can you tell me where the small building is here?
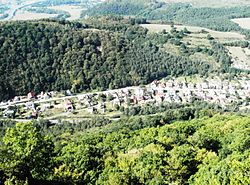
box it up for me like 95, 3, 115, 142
13, 96, 20, 102
87, 107, 97, 114
27, 91, 36, 100
64, 99, 74, 112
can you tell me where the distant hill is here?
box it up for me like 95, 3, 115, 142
161, 0, 250, 7
84, 0, 250, 32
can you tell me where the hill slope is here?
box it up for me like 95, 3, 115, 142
0, 18, 214, 101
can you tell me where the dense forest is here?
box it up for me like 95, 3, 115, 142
0, 112, 249, 184
84, 0, 250, 33
0, 17, 224, 101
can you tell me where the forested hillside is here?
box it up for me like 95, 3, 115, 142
0, 113, 249, 184
0, 18, 217, 101
84, 1, 250, 33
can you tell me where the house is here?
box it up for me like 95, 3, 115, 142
64, 99, 74, 112
41, 103, 52, 112
27, 91, 36, 100
25, 102, 35, 110
13, 96, 20, 102
163, 94, 172, 102
135, 88, 146, 97
65, 90, 72, 96
31, 110, 38, 119
98, 104, 106, 114
87, 107, 97, 114
43, 92, 52, 99
112, 98, 122, 106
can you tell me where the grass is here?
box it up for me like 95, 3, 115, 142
189, 52, 219, 68
182, 37, 211, 48
164, 43, 180, 55
141, 24, 245, 42
12, 10, 57, 20
142, 23, 250, 70
227, 46, 250, 70
49, 5, 84, 20
231, 18, 250, 30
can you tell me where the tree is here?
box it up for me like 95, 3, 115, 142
0, 122, 54, 184
207, 34, 214, 40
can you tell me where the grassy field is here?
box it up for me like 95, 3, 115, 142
142, 23, 250, 71
182, 36, 210, 48
232, 18, 250, 30
227, 46, 250, 70
50, 5, 85, 20
141, 24, 245, 42
12, 10, 57, 20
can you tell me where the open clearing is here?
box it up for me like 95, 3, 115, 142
143, 23, 250, 70
50, 5, 85, 20
232, 18, 250, 30
182, 37, 210, 48
12, 10, 57, 20
141, 24, 245, 41
227, 46, 250, 70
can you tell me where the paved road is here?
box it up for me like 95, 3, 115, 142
0, 86, 138, 109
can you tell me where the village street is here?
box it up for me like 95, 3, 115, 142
0, 76, 249, 121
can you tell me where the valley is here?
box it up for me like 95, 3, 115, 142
1, 74, 249, 123
0, 1, 250, 184
0, 0, 105, 21
1, 19, 250, 122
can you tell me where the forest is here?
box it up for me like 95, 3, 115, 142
0, 112, 249, 184
84, 0, 250, 34
0, 17, 229, 101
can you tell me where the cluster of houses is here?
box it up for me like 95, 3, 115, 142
0, 76, 249, 119
146, 77, 250, 105
72, 76, 250, 112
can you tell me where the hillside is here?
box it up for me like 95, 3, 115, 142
84, 0, 250, 33
161, 0, 250, 7
0, 18, 231, 101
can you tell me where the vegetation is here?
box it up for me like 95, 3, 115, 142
85, 1, 250, 33
0, 1, 249, 185
0, 18, 226, 101
0, 113, 249, 184
24, 7, 70, 19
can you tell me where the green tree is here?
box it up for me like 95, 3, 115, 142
0, 122, 54, 184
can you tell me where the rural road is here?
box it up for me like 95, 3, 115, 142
2, 0, 46, 21
0, 86, 139, 110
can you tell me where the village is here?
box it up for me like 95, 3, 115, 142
0, 75, 250, 122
